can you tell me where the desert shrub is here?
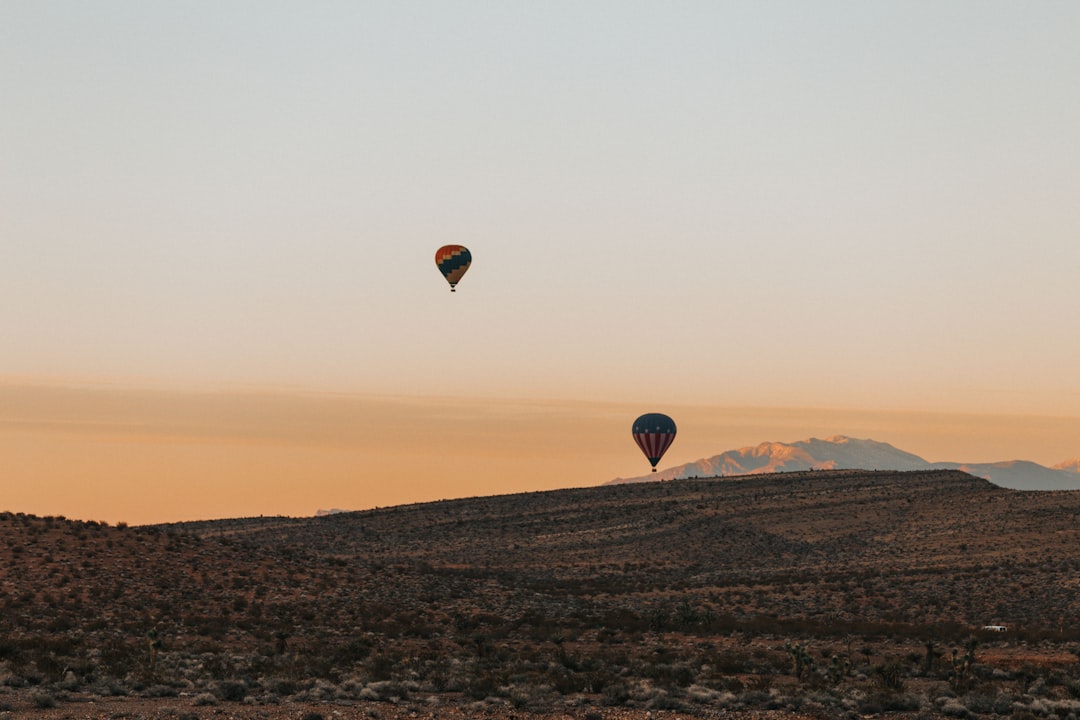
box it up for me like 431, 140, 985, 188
303, 679, 339, 701
550, 669, 589, 695
948, 638, 979, 692
1, 670, 27, 689
14, 666, 42, 686
141, 684, 178, 697
364, 649, 401, 681
997, 694, 1024, 715
867, 688, 902, 716
30, 690, 56, 708
739, 689, 772, 708
465, 672, 503, 700
0, 639, 19, 662
715, 676, 745, 693
938, 696, 971, 718
683, 684, 725, 704
365, 680, 410, 701
962, 691, 1011, 715
643, 661, 695, 689
647, 691, 688, 711
710, 649, 753, 674
874, 659, 906, 691
602, 682, 630, 706
508, 683, 555, 709
332, 636, 372, 665
869, 692, 921, 712
193, 692, 218, 706
270, 678, 298, 696
584, 668, 620, 694
215, 680, 248, 701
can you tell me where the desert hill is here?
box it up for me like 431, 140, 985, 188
167, 468, 1080, 628
3, 468, 1080, 718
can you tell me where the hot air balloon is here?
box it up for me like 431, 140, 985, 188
435, 245, 471, 292
632, 413, 677, 472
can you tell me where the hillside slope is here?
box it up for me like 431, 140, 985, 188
4, 469, 1080, 718
162, 468, 1080, 629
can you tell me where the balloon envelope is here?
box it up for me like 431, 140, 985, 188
435, 245, 471, 291
632, 413, 677, 470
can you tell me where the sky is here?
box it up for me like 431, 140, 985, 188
2, 2, 1079, 523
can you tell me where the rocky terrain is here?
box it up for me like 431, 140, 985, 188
2, 469, 1080, 719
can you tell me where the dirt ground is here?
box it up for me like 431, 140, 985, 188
0, 692, 833, 720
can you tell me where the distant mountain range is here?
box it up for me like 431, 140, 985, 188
611, 435, 1080, 491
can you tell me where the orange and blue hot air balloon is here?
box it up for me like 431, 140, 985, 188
435, 245, 471, 292
632, 413, 677, 472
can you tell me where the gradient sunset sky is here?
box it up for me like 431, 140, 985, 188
3, 2, 1079, 524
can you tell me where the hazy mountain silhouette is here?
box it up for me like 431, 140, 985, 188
612, 435, 1080, 491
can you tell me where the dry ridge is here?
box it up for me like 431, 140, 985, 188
2, 468, 1080, 719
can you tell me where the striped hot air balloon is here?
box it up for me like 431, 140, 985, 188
435, 245, 471, 292
632, 413, 677, 472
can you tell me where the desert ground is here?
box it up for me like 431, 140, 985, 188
3, 469, 1080, 719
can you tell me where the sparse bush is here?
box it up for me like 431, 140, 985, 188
874, 659, 906, 691
270, 678, 298, 696
30, 690, 56, 708
785, 640, 816, 682
647, 691, 687, 711
366, 680, 410, 701
193, 691, 218, 705
333, 636, 372, 665
710, 649, 753, 674
949, 638, 978, 693
961, 691, 1010, 715
739, 689, 772, 708
601, 682, 630, 706
364, 650, 400, 681
644, 661, 694, 689
508, 683, 554, 709
938, 696, 971, 718
878, 692, 921, 712
215, 679, 248, 701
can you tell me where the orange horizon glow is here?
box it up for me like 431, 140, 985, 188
3, 378, 1078, 526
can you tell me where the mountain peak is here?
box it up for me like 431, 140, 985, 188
612, 436, 1080, 491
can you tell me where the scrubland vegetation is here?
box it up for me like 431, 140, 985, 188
2, 469, 1080, 718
